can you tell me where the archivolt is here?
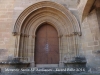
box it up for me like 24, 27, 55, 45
13, 1, 81, 63
13, 1, 81, 36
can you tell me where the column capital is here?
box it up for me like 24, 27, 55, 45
28, 35, 36, 38
58, 35, 63, 38
12, 32, 21, 36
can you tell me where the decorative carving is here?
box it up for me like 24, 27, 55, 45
58, 35, 63, 38
65, 32, 82, 37
13, 1, 81, 36
73, 32, 82, 36
12, 32, 20, 36
12, 1, 81, 65
66, 34, 74, 37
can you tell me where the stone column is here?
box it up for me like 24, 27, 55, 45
73, 32, 80, 56
13, 32, 21, 58
23, 34, 28, 62
29, 35, 35, 67
20, 33, 25, 62
59, 35, 64, 67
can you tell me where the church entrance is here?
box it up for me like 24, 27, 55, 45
13, 1, 81, 68
35, 23, 59, 67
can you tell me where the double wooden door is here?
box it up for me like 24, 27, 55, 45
35, 24, 59, 64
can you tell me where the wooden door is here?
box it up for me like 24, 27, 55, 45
35, 23, 59, 64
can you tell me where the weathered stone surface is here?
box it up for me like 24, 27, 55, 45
0, 0, 100, 74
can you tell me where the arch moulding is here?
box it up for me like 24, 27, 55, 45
13, 1, 81, 67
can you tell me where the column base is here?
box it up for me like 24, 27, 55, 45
59, 61, 64, 67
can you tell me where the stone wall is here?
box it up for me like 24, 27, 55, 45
80, 9, 100, 70
0, 0, 15, 61
0, 0, 100, 70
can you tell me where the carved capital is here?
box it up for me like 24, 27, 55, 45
73, 32, 82, 36
12, 32, 20, 36
66, 34, 74, 37
28, 35, 36, 38
58, 35, 63, 38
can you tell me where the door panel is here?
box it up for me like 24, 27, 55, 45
35, 24, 59, 64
